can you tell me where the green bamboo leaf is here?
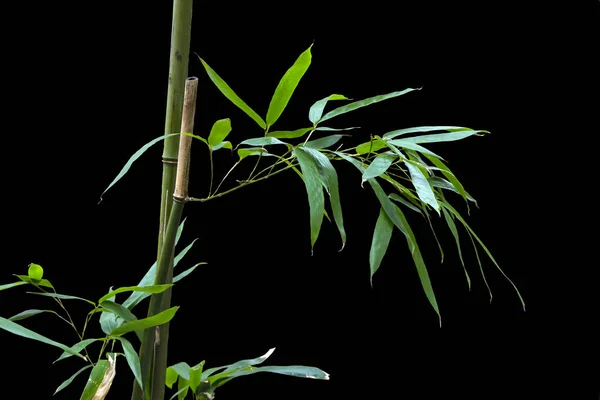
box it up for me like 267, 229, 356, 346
0, 281, 28, 291
0, 316, 87, 360
100, 301, 141, 341
429, 177, 477, 204
166, 366, 179, 389
356, 138, 387, 155
201, 367, 227, 380
382, 126, 472, 140
398, 130, 484, 144
405, 162, 440, 213
14, 274, 54, 289
99, 284, 173, 304
27, 291, 95, 306
320, 88, 419, 123
213, 365, 329, 385
208, 118, 232, 147
8, 309, 59, 322
266, 45, 313, 128
238, 147, 267, 160
110, 306, 179, 337
315, 126, 359, 132
369, 208, 394, 285
389, 193, 423, 215
441, 207, 470, 289
304, 134, 348, 149
362, 153, 397, 180
169, 362, 192, 380
267, 127, 313, 139
113, 336, 143, 392
238, 137, 289, 147
173, 262, 207, 283
190, 361, 205, 392
100, 133, 179, 202
28, 263, 43, 281
300, 148, 346, 250
177, 376, 190, 400
199, 58, 266, 129
54, 338, 99, 363
174, 239, 199, 267
212, 141, 232, 151
294, 148, 325, 253
54, 365, 92, 395
80, 355, 117, 400
425, 210, 445, 263
440, 201, 526, 310
309, 94, 350, 124
424, 154, 469, 204
387, 139, 445, 160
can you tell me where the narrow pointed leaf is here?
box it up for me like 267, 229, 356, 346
356, 138, 387, 155
27, 292, 95, 306
183, 132, 209, 147
238, 147, 269, 160
113, 337, 143, 392
387, 139, 445, 160
383, 126, 472, 140
79, 356, 116, 400
199, 58, 266, 129
9, 309, 58, 322
100, 133, 179, 201
173, 262, 207, 283
215, 365, 329, 383
14, 275, 54, 289
208, 118, 232, 147
0, 281, 28, 291
28, 263, 43, 281
405, 162, 440, 213
369, 208, 394, 284
99, 284, 173, 304
100, 301, 141, 341
212, 141, 232, 151
389, 193, 423, 215
320, 88, 419, 123
238, 137, 288, 147
294, 148, 325, 251
304, 134, 347, 149
301, 148, 346, 249
54, 365, 92, 395
190, 361, 205, 391
0, 316, 86, 360
398, 130, 483, 144
441, 201, 526, 310
267, 127, 313, 139
429, 177, 477, 204
174, 239, 199, 267
266, 45, 312, 127
55, 338, 98, 363
315, 126, 359, 132
309, 94, 350, 124
441, 207, 470, 289
362, 153, 397, 180
424, 155, 469, 203
110, 306, 179, 337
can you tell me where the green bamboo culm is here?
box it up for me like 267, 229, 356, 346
131, 1, 194, 399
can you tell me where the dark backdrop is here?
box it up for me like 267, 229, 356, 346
2, 1, 598, 399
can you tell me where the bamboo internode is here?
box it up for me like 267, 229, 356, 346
174, 77, 198, 201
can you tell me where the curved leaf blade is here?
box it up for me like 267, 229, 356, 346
441, 207, 470, 289
99, 284, 173, 304
238, 137, 288, 147
54, 338, 99, 363
54, 365, 92, 395
9, 309, 58, 322
362, 153, 397, 180
114, 336, 143, 392
0, 316, 87, 360
110, 306, 179, 337
356, 138, 387, 155
267, 127, 313, 139
0, 281, 28, 291
294, 148, 325, 253
27, 291, 95, 306
382, 126, 471, 140
399, 130, 483, 144
387, 140, 445, 160
304, 134, 348, 150
320, 88, 419, 123
266, 45, 312, 127
369, 208, 394, 285
199, 58, 266, 129
173, 262, 207, 283
212, 141, 232, 151
80, 355, 117, 400
208, 118, 232, 147
309, 94, 350, 124
405, 162, 440, 214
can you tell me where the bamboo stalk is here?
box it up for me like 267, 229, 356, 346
132, 1, 193, 400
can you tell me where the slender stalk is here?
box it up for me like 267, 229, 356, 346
132, 2, 193, 399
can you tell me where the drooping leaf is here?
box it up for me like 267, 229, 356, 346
429, 177, 477, 205
210, 364, 329, 388
315, 126, 359, 132
100, 133, 179, 201
267, 127, 313, 139
293, 148, 325, 253
190, 361, 205, 392
8, 309, 59, 322
301, 148, 346, 250
320, 88, 419, 123
166, 366, 179, 389
441, 207, 470, 289
424, 154, 469, 204
382, 126, 472, 140
169, 362, 192, 381
54, 365, 92, 395
369, 208, 394, 285
99, 284, 173, 304
237, 147, 269, 160
266, 45, 312, 128
110, 306, 179, 337
0, 281, 28, 291
113, 336, 143, 392
54, 338, 99, 363
212, 141, 232, 151
388, 193, 424, 215
28, 263, 43, 281
405, 162, 440, 214
238, 137, 288, 147
440, 201, 526, 310
304, 134, 348, 149
199, 58, 266, 129
208, 118, 232, 147
183, 132, 209, 147
80, 354, 117, 400
177, 375, 190, 400
397, 130, 483, 144
100, 301, 141, 341
309, 94, 350, 124
27, 291, 95, 306
0, 316, 86, 360
14, 275, 54, 289
173, 262, 207, 283
362, 153, 397, 180
387, 139, 445, 160
356, 138, 387, 155
173, 239, 199, 267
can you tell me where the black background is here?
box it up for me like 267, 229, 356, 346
2, 1, 598, 399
